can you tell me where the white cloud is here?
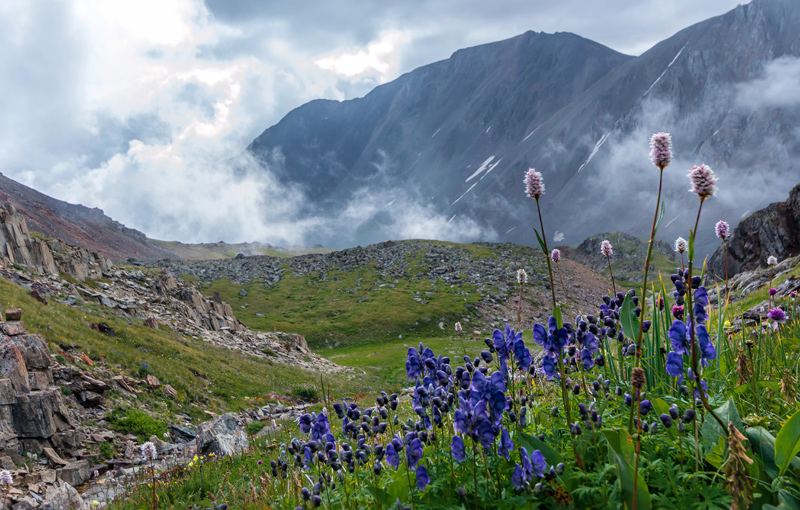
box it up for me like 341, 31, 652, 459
315, 30, 410, 83
736, 57, 800, 109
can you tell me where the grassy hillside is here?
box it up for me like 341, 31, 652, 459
0, 275, 378, 418
187, 240, 551, 350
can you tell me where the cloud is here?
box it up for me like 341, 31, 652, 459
0, 0, 747, 250
735, 57, 800, 109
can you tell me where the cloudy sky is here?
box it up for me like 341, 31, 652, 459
0, 0, 745, 245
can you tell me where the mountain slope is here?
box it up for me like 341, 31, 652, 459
247, 0, 800, 255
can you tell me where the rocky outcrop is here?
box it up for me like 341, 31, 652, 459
708, 184, 800, 280
0, 311, 84, 475
565, 232, 678, 283
0, 204, 111, 281
195, 413, 249, 457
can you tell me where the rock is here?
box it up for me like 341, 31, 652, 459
79, 354, 93, 367
12, 499, 36, 510
143, 317, 159, 329
0, 342, 30, 394
42, 447, 68, 466
708, 184, 800, 279
9, 334, 51, 369
195, 413, 249, 457
30, 289, 48, 305
145, 375, 160, 388
238, 290, 248, 297
89, 323, 115, 336
163, 384, 177, 397
42, 482, 83, 510
170, 425, 196, 440
4, 310, 21, 321
11, 389, 71, 438
0, 322, 26, 337
0, 455, 13, 470
0, 379, 16, 405
57, 460, 90, 487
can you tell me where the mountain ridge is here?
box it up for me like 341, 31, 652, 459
246, 0, 800, 255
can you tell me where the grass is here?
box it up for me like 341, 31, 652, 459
0, 277, 380, 418
192, 240, 546, 350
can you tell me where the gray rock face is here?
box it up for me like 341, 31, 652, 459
245, 0, 800, 257
12, 389, 71, 438
195, 413, 249, 457
708, 184, 800, 279
57, 460, 90, 487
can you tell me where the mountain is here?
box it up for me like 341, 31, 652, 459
0, 172, 329, 261
707, 183, 800, 279
247, 0, 800, 255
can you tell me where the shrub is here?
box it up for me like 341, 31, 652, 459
99, 442, 115, 460
60, 386, 72, 396
108, 408, 166, 442
245, 421, 265, 436
291, 387, 318, 401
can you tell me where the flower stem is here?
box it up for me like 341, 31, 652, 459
635, 168, 664, 363
555, 261, 569, 304
606, 255, 617, 297
536, 199, 557, 310
686, 199, 728, 435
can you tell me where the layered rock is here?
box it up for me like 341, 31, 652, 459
0, 311, 84, 480
708, 184, 800, 279
0, 204, 111, 281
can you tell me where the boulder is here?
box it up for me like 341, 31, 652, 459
195, 413, 249, 457
9, 334, 51, 369
42, 482, 83, 510
0, 342, 30, 394
11, 389, 71, 438
57, 460, 90, 486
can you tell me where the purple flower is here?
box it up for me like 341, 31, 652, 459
511, 464, 525, 490
671, 305, 684, 321
386, 443, 400, 469
533, 316, 568, 353
451, 435, 465, 462
407, 438, 423, 468
477, 420, 496, 451
524, 169, 545, 199
600, 240, 613, 257
665, 351, 684, 378
715, 220, 729, 240
580, 348, 594, 370
513, 337, 532, 372
499, 428, 514, 460
769, 288, 777, 297
639, 400, 652, 416
660, 414, 673, 428
540, 353, 557, 380
311, 413, 331, 442
415, 465, 430, 491
688, 164, 717, 200
551, 249, 561, 263
649, 132, 672, 169
668, 320, 690, 355
406, 347, 424, 379
767, 307, 787, 323
697, 325, 717, 367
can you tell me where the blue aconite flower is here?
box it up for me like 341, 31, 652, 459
696, 324, 716, 367
513, 447, 548, 490
416, 465, 430, 491
541, 353, 557, 380
385, 443, 399, 469
499, 428, 514, 460
533, 317, 568, 353
407, 438, 423, 468
406, 347, 424, 379
513, 337, 532, 371
477, 420, 497, 451
451, 435, 465, 462
666, 351, 684, 377
311, 413, 331, 442
580, 348, 594, 370
487, 372, 508, 424
668, 320, 690, 355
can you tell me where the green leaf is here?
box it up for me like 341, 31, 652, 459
516, 432, 563, 467
533, 228, 547, 255
732, 381, 781, 395
620, 294, 640, 342
553, 304, 563, 329
747, 426, 781, 480
653, 199, 667, 235
700, 398, 743, 453
602, 429, 652, 510
651, 399, 677, 441
775, 409, 800, 476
